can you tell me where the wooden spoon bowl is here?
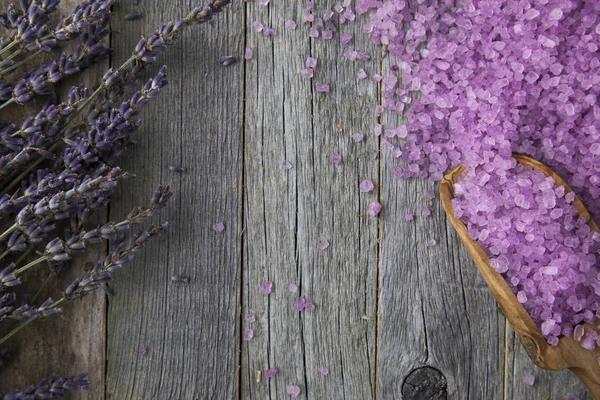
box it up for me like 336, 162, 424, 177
440, 153, 600, 398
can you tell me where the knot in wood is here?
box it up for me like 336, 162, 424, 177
402, 366, 448, 400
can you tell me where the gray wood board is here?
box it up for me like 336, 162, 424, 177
242, 0, 379, 398
105, 1, 243, 398
0, 0, 107, 397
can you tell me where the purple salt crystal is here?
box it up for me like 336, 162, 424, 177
303, 13, 315, 23
306, 57, 317, 69
372, 74, 382, 82
288, 283, 298, 293
244, 328, 254, 341
283, 160, 293, 169
426, 238, 436, 247
213, 222, 225, 232
259, 0, 270, 5
244, 47, 253, 60
359, 179, 374, 193
264, 368, 277, 378
285, 20, 297, 30
332, 153, 342, 165
296, 297, 306, 311
318, 366, 329, 375
246, 312, 256, 323
260, 280, 272, 295
139, 345, 147, 355
367, 201, 382, 217
404, 213, 414, 222
317, 240, 329, 250
299, 68, 314, 79
351, 132, 364, 142
287, 385, 301, 398
316, 83, 330, 92
341, 33, 352, 44
357, 69, 368, 80
252, 21, 263, 32
522, 374, 535, 386
308, 27, 319, 38
322, 30, 333, 40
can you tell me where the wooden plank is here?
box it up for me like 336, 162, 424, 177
377, 102, 505, 396
0, 1, 106, 397
105, 1, 243, 398
242, 1, 379, 398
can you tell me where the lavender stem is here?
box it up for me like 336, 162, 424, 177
0, 316, 38, 346
0, 49, 42, 76
15, 255, 47, 274
31, 273, 53, 303
0, 41, 19, 58
0, 224, 16, 241
0, 49, 20, 71
0, 97, 15, 110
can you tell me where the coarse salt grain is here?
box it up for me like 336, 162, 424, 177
318, 366, 329, 375
287, 385, 301, 398
316, 83, 330, 92
244, 47, 253, 60
213, 222, 225, 232
341, 33, 352, 45
357, 69, 367, 80
260, 280, 272, 295
367, 201, 382, 217
306, 57, 317, 69
351, 132, 364, 142
359, 179, 374, 193
317, 240, 329, 250
289, 283, 298, 293
244, 328, 254, 341
333, 153, 342, 165
264, 368, 277, 378
522, 373, 535, 386
285, 20, 297, 30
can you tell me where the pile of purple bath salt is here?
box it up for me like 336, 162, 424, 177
355, 0, 600, 222
453, 163, 600, 349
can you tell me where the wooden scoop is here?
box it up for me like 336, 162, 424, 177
440, 153, 600, 398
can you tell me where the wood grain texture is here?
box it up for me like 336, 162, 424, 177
105, 1, 243, 398
0, 1, 106, 397
242, 1, 379, 398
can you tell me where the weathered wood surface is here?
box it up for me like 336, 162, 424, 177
105, 0, 243, 398
0, 1, 106, 398
1, 1, 595, 399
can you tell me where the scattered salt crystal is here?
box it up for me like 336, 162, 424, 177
252, 21, 263, 32
318, 366, 329, 375
213, 222, 225, 232
299, 68, 314, 79
246, 312, 256, 323
283, 160, 293, 169
332, 153, 342, 165
359, 179, 375, 193
351, 132, 364, 142
264, 368, 277, 378
372, 74, 382, 82
303, 13, 314, 23
522, 373, 535, 386
139, 345, 147, 355
288, 283, 298, 293
404, 213, 414, 222
341, 33, 352, 45
317, 240, 329, 250
305, 57, 317, 69
426, 238, 436, 247
260, 280, 273, 295
316, 83, 330, 92
367, 201, 382, 217
287, 385, 301, 398
322, 30, 333, 40
296, 297, 306, 311
285, 20, 297, 30
308, 27, 319, 38
244, 328, 254, 341
258, 0, 269, 5
357, 69, 368, 80
244, 47, 253, 60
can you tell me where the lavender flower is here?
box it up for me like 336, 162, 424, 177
1, 373, 90, 399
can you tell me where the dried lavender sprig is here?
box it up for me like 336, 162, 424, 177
0, 1, 228, 196
69, 0, 231, 127
0, 166, 132, 256
0, 372, 90, 399
0, 26, 110, 109
0, 222, 167, 346
5, 184, 171, 281
0, 0, 62, 58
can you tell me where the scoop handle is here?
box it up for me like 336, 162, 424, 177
572, 367, 600, 399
